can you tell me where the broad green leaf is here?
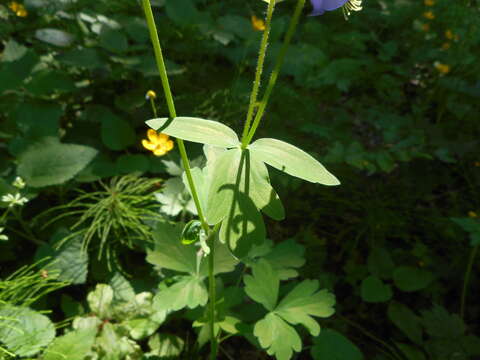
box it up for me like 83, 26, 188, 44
116, 154, 150, 173
87, 284, 113, 319
109, 273, 136, 304
198, 238, 238, 276
153, 275, 208, 312
96, 322, 141, 359
156, 177, 195, 216
388, 302, 423, 345
263, 239, 305, 280
205, 149, 242, 224
393, 266, 434, 292
420, 305, 465, 339
276, 280, 335, 336
249, 138, 340, 185
57, 48, 103, 69
146, 220, 197, 274
0, 50, 38, 93
244, 259, 279, 312
2, 40, 27, 62
254, 313, 301, 360
43, 329, 96, 360
35, 29, 74, 47
25, 70, 75, 96
360, 276, 393, 303
100, 110, 135, 151
219, 189, 266, 258
99, 27, 128, 53
165, 0, 200, 26
148, 333, 185, 357
311, 329, 364, 360
44, 235, 88, 285
181, 220, 202, 245
146, 117, 240, 148
0, 305, 55, 357
125, 318, 161, 340
17, 137, 98, 187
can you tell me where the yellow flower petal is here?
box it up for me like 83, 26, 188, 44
157, 133, 170, 143
147, 129, 159, 143
146, 90, 157, 99
165, 140, 174, 151
424, 0, 435, 6
251, 15, 266, 31
153, 147, 167, 156
468, 211, 477, 218
16, 8, 27, 17
142, 139, 157, 151
8, 2, 20, 12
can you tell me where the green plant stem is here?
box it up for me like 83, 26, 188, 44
460, 245, 478, 319
208, 223, 220, 359
244, 0, 306, 145
149, 96, 158, 117
240, 0, 276, 148
141, 0, 208, 233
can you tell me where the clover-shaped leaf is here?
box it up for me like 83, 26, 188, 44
245, 260, 335, 360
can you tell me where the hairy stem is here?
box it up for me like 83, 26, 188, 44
241, 0, 276, 148
141, 0, 209, 233
208, 223, 221, 359
460, 245, 478, 319
245, 0, 306, 145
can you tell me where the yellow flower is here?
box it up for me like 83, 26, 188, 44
251, 15, 266, 31
8, 2, 28, 17
146, 90, 157, 100
441, 42, 451, 50
424, 0, 435, 5
434, 62, 450, 75
422, 23, 430, 32
475, 161, 480, 167
142, 129, 174, 156
468, 211, 477, 218
423, 11, 435, 20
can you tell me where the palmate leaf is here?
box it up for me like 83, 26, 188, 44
246, 261, 335, 360
244, 259, 279, 312
254, 313, 302, 360
146, 117, 240, 148
146, 219, 237, 276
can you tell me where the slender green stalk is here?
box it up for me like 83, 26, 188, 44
208, 223, 221, 359
149, 95, 158, 117
460, 245, 478, 319
240, 0, 276, 148
244, 0, 306, 145
141, 0, 208, 233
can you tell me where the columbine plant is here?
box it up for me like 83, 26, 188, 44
140, 0, 362, 358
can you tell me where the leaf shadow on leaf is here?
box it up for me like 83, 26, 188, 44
153, 117, 174, 133
220, 150, 266, 257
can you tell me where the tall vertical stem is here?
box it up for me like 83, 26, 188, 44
141, 0, 208, 233
208, 225, 220, 359
240, 0, 276, 148
244, 0, 306, 145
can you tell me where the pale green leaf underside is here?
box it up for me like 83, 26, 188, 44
254, 313, 302, 360
146, 117, 240, 148
244, 259, 279, 312
276, 280, 335, 337
249, 138, 340, 185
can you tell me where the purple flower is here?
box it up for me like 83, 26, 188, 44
309, 0, 363, 16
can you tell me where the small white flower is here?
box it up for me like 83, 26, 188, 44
12, 176, 26, 189
0, 227, 8, 241
1, 193, 29, 207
